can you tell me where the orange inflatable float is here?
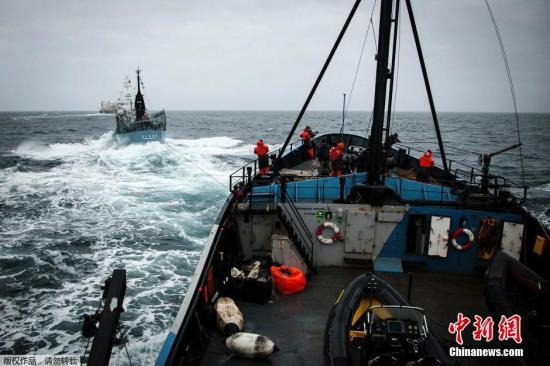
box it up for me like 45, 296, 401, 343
270, 265, 306, 295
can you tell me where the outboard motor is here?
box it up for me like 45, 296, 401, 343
80, 269, 128, 366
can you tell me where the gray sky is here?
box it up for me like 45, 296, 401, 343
1, 0, 549, 112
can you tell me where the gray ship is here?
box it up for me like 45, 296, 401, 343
115, 69, 166, 144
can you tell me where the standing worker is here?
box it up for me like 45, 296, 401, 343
329, 142, 344, 176
418, 149, 435, 180
254, 140, 270, 175
317, 140, 330, 176
300, 125, 316, 159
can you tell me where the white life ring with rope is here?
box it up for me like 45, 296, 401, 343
451, 227, 475, 250
316, 222, 342, 245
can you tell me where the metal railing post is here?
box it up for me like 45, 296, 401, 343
247, 167, 252, 183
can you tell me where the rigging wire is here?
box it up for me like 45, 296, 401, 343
484, 0, 526, 190
340, 0, 378, 137
370, 17, 378, 52
165, 142, 227, 189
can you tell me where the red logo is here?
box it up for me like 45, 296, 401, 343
472, 315, 494, 342
448, 314, 522, 345
498, 314, 522, 344
448, 312, 471, 345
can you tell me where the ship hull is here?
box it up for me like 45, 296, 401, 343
155, 132, 549, 366
116, 129, 165, 144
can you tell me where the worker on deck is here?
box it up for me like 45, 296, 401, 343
329, 142, 344, 176
254, 139, 270, 175
317, 140, 331, 176
418, 149, 435, 180
300, 125, 316, 159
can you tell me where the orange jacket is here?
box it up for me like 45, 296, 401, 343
329, 146, 343, 161
300, 129, 311, 141
419, 151, 434, 168
254, 140, 269, 157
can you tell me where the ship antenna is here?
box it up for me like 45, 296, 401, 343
136, 68, 141, 94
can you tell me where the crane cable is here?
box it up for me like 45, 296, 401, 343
484, 0, 526, 190
339, 0, 378, 136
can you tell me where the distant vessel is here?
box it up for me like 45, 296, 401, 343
99, 100, 117, 114
115, 69, 166, 144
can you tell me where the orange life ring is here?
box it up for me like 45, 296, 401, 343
270, 265, 306, 295
451, 227, 475, 250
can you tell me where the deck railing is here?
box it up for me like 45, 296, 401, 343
228, 138, 304, 191
229, 140, 527, 203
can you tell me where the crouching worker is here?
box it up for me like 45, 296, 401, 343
329, 142, 344, 176
254, 139, 270, 175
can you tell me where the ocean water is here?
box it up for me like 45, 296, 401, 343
0, 111, 549, 364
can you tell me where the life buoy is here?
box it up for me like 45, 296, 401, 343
270, 265, 306, 295
451, 227, 475, 250
316, 222, 342, 245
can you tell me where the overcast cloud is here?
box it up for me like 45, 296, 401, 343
0, 0, 548, 112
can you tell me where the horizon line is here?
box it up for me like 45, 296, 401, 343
1, 109, 549, 114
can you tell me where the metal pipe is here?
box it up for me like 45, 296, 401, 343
385, 0, 401, 144
405, 0, 448, 174
407, 272, 413, 302
273, 0, 363, 171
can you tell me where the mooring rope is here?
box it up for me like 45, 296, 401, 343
165, 142, 227, 189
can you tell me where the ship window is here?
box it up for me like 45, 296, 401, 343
406, 214, 428, 255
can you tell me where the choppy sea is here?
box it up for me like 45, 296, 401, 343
0, 111, 549, 364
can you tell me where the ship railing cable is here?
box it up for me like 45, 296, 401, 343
484, 0, 527, 191
341, 0, 378, 138
396, 142, 523, 190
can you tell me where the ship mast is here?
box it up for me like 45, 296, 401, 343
366, 0, 395, 185
134, 68, 146, 121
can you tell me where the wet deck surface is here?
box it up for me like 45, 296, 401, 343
200, 267, 489, 366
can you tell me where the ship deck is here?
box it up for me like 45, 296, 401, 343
200, 266, 491, 366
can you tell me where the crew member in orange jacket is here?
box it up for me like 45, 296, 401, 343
300, 125, 315, 159
329, 142, 344, 176
418, 149, 434, 180
254, 139, 270, 175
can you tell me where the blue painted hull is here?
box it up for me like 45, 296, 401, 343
116, 129, 165, 144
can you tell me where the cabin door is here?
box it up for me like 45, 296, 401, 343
345, 210, 375, 254
428, 216, 451, 257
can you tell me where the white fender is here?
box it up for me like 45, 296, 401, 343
225, 332, 279, 359
214, 297, 244, 336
